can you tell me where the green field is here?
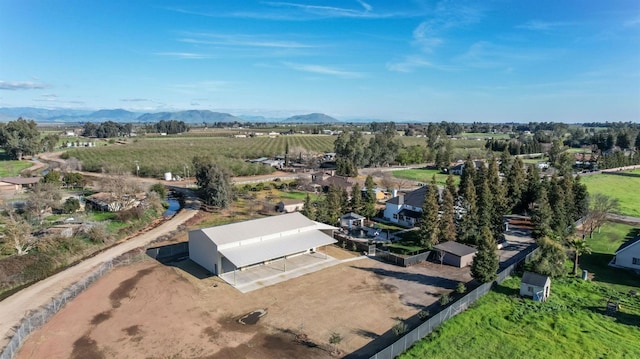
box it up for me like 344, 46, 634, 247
63, 135, 336, 177
392, 168, 459, 186
400, 276, 640, 359
580, 170, 640, 217
460, 132, 511, 140
0, 160, 33, 177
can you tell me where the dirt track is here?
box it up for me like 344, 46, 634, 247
0, 208, 199, 351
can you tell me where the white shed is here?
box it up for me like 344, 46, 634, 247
520, 271, 551, 302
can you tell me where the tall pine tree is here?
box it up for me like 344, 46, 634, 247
506, 157, 526, 212
419, 182, 440, 247
471, 225, 499, 283
531, 184, 553, 239
488, 157, 507, 240
438, 187, 457, 243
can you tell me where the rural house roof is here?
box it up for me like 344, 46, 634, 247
522, 271, 550, 287
387, 186, 430, 208
615, 236, 640, 255
0, 177, 41, 185
434, 241, 477, 257
341, 212, 365, 220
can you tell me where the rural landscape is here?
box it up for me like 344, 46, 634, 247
0, 116, 638, 358
1, 1, 639, 358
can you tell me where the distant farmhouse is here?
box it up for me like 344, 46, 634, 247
0, 176, 40, 192
188, 212, 337, 277
610, 236, 640, 272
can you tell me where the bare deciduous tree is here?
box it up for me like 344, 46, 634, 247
1, 208, 37, 255
98, 175, 143, 212
26, 182, 61, 225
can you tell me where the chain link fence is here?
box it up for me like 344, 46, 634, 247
370, 245, 538, 359
0, 249, 147, 359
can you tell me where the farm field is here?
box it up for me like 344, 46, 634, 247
62, 135, 336, 178
460, 132, 510, 140
580, 170, 640, 217
392, 168, 459, 186
0, 160, 32, 177
399, 276, 640, 359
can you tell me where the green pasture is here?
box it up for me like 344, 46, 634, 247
392, 168, 459, 186
580, 170, 640, 217
460, 132, 510, 140
0, 160, 33, 177
583, 221, 639, 293
400, 276, 640, 359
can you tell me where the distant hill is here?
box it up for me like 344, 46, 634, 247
89, 109, 138, 120
284, 113, 339, 123
136, 110, 243, 123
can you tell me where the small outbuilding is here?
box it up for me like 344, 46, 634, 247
340, 212, 365, 229
276, 199, 304, 213
433, 241, 477, 268
609, 236, 640, 271
520, 271, 551, 302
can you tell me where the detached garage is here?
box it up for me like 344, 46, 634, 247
434, 241, 477, 268
188, 212, 337, 276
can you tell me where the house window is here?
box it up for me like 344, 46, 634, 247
393, 214, 398, 219
528, 286, 533, 293
633, 257, 640, 265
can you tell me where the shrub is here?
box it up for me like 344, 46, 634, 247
62, 197, 80, 214
418, 310, 430, 320
440, 293, 451, 306
456, 282, 467, 294
149, 183, 167, 198
392, 321, 408, 336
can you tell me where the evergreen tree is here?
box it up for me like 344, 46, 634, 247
457, 177, 478, 244
506, 157, 526, 212
499, 147, 512, 178
458, 156, 476, 200
350, 182, 363, 213
573, 176, 589, 220
445, 173, 457, 198
301, 193, 315, 220
635, 131, 640, 150
531, 236, 567, 277
363, 175, 377, 218
476, 174, 493, 230
419, 183, 440, 247
548, 175, 569, 236
531, 185, 553, 239
438, 187, 457, 243
522, 164, 540, 212
471, 226, 499, 283
488, 157, 507, 240
193, 156, 232, 208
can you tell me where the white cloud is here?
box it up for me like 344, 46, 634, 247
283, 62, 365, 78
0, 81, 48, 90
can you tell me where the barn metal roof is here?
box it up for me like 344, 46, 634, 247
434, 241, 477, 257
219, 230, 336, 268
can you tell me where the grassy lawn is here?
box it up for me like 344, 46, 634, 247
386, 231, 426, 255
392, 168, 459, 186
400, 276, 640, 359
582, 221, 640, 293
580, 171, 640, 217
0, 160, 33, 177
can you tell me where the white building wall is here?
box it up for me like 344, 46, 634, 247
384, 203, 402, 223
189, 230, 219, 274
615, 246, 640, 269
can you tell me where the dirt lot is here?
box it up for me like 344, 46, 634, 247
16, 247, 470, 359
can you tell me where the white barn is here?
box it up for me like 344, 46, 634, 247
188, 212, 337, 275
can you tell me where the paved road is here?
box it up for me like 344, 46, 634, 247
0, 206, 199, 350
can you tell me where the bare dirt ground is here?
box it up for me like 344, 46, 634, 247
16, 247, 470, 359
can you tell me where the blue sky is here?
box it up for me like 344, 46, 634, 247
0, 0, 639, 122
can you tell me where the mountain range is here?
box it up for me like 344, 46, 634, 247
0, 107, 343, 124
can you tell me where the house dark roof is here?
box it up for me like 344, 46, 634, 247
434, 241, 477, 257
398, 208, 421, 219
387, 186, 430, 208
341, 212, 365, 220
0, 176, 41, 185
615, 236, 640, 254
522, 271, 550, 287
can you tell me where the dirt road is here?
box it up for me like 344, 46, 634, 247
0, 207, 199, 350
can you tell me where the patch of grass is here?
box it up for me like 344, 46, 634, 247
392, 168, 459, 186
460, 132, 510, 140
582, 222, 640, 293
400, 276, 640, 359
580, 171, 640, 217
278, 191, 308, 200
0, 160, 33, 177
88, 211, 116, 221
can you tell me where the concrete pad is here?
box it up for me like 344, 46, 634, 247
219, 251, 344, 293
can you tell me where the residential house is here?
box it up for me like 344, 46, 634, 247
340, 212, 365, 229
520, 271, 551, 301
383, 186, 430, 227
0, 177, 41, 192
609, 236, 640, 272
